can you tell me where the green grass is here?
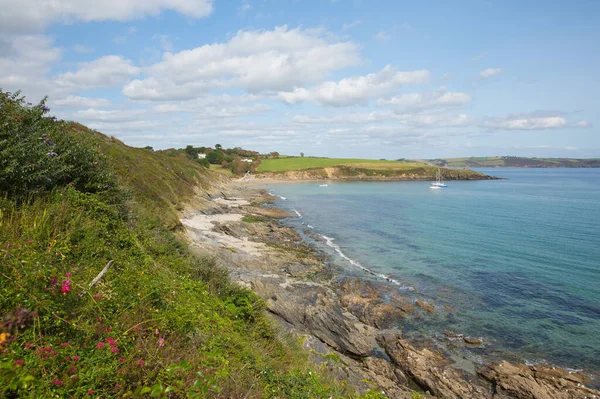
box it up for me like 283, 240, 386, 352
256, 157, 421, 172
242, 216, 265, 223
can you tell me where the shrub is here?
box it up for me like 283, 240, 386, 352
0, 90, 112, 199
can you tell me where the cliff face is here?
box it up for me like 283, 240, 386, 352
256, 165, 496, 181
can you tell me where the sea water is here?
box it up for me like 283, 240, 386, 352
264, 168, 600, 376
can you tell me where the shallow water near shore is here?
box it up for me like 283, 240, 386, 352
263, 168, 600, 380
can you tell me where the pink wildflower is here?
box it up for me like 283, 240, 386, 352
155, 329, 159, 336
87, 389, 94, 395
96, 342, 105, 350
158, 338, 165, 347
106, 327, 111, 332
51, 379, 64, 386
61, 280, 71, 294
65, 272, 72, 278
118, 357, 124, 362
106, 337, 116, 347
137, 359, 145, 367
24, 343, 32, 349
61, 342, 69, 348
14, 359, 24, 366
94, 294, 103, 300
110, 346, 119, 354
73, 355, 81, 361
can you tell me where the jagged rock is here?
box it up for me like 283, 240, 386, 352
379, 333, 493, 399
477, 361, 600, 399
337, 279, 409, 329
252, 278, 377, 357
463, 336, 483, 345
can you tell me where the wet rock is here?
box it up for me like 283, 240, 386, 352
477, 360, 600, 399
463, 336, 483, 345
379, 333, 493, 399
337, 279, 408, 329
443, 331, 464, 340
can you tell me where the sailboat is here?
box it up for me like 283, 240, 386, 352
430, 168, 448, 189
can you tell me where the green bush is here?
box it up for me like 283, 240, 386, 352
0, 90, 113, 199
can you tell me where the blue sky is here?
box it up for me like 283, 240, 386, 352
1, 0, 598, 158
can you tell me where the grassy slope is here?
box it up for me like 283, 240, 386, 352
1, 122, 380, 398
256, 157, 427, 172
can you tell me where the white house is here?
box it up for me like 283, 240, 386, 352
198, 153, 206, 159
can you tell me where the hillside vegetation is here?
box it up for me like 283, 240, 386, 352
0, 91, 382, 398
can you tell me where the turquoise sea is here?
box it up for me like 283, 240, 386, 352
264, 168, 600, 377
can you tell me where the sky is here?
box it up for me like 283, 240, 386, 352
1, 0, 598, 159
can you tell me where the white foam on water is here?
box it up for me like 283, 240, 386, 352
293, 209, 302, 218
321, 235, 413, 290
278, 195, 287, 200
307, 225, 314, 229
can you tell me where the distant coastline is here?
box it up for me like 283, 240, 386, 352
420, 156, 600, 168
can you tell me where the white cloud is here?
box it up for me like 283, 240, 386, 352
292, 109, 473, 129
55, 55, 140, 90
152, 34, 174, 52
574, 120, 591, 128
52, 95, 112, 108
150, 94, 270, 117
72, 108, 146, 122
278, 65, 430, 106
483, 115, 567, 130
0, 0, 214, 33
342, 20, 361, 31
123, 78, 214, 101
374, 31, 391, 41
378, 89, 471, 111
124, 25, 360, 100
0, 35, 62, 98
480, 68, 503, 79
238, 1, 251, 12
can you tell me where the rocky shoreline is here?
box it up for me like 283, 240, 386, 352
180, 184, 599, 399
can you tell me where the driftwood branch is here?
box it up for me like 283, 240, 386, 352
89, 260, 114, 288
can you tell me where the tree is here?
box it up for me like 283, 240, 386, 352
300, 152, 304, 158
185, 145, 198, 159
268, 151, 280, 159
215, 144, 222, 151
206, 150, 224, 164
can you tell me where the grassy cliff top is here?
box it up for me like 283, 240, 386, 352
256, 157, 427, 172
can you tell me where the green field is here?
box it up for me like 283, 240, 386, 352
256, 157, 421, 172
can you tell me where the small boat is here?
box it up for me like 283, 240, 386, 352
430, 168, 447, 189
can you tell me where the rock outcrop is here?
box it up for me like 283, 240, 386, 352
477, 361, 599, 399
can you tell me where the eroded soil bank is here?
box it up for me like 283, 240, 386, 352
180, 184, 599, 399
